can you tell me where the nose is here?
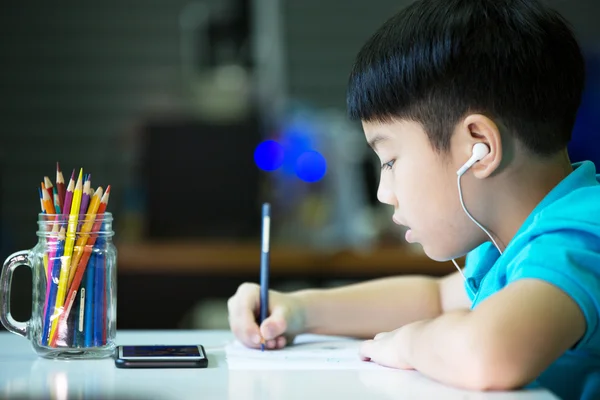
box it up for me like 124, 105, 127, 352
377, 174, 396, 206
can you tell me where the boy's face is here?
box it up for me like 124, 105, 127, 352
363, 119, 482, 261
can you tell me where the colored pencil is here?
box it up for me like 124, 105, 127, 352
103, 259, 108, 345
53, 186, 61, 215
94, 246, 105, 346
76, 284, 87, 348
44, 177, 54, 203
56, 163, 66, 210
42, 223, 60, 319
84, 253, 96, 348
38, 164, 112, 349
41, 183, 56, 215
48, 169, 83, 343
50, 187, 110, 347
77, 175, 91, 233
42, 226, 65, 346
68, 187, 103, 289
38, 187, 45, 213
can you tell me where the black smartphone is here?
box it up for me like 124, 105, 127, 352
114, 345, 208, 369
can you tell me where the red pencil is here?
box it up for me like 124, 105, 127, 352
56, 163, 66, 210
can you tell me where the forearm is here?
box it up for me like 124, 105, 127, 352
403, 311, 477, 387
403, 311, 526, 390
292, 276, 443, 338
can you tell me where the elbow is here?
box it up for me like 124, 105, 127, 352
460, 348, 534, 391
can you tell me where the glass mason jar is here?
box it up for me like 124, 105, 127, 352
0, 213, 117, 359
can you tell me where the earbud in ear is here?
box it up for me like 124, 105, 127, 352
456, 143, 490, 176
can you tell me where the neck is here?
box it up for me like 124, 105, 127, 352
485, 150, 573, 252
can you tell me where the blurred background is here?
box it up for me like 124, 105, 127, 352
0, 0, 598, 331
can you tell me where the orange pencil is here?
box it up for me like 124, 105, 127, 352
41, 183, 56, 215
51, 186, 111, 347
44, 177, 54, 204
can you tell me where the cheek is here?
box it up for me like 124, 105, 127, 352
396, 166, 457, 226
394, 167, 439, 205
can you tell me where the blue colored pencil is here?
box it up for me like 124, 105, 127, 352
38, 187, 45, 213
93, 250, 105, 346
75, 285, 86, 347
72, 289, 81, 347
259, 203, 271, 352
84, 252, 96, 347
42, 228, 65, 346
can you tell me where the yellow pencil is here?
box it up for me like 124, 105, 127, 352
48, 168, 84, 341
66, 186, 103, 289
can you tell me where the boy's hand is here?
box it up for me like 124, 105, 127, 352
227, 282, 307, 350
359, 325, 418, 370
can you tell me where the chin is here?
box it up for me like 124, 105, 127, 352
420, 244, 454, 262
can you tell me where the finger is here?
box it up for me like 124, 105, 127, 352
260, 307, 288, 340
266, 339, 277, 349
359, 340, 374, 361
228, 285, 262, 348
359, 340, 401, 369
276, 336, 286, 349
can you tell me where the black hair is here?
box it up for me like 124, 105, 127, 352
347, 0, 585, 155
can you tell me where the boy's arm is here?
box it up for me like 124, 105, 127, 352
362, 279, 585, 390
297, 271, 469, 338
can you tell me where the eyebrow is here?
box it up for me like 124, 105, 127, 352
368, 135, 389, 150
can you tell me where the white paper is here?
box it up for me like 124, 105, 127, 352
225, 334, 386, 370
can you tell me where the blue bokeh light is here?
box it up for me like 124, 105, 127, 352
280, 133, 312, 175
295, 151, 327, 182
254, 140, 285, 171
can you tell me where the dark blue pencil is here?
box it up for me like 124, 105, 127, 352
93, 250, 105, 347
259, 203, 270, 352
72, 289, 81, 347
75, 285, 86, 347
84, 252, 96, 347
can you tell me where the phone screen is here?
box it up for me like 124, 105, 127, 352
120, 345, 204, 360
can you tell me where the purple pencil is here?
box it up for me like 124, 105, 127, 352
78, 174, 91, 229
62, 170, 75, 225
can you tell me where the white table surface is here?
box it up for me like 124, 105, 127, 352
0, 330, 557, 400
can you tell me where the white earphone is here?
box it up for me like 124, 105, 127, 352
456, 142, 490, 176
451, 142, 502, 294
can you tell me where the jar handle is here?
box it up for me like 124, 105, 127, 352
0, 250, 32, 337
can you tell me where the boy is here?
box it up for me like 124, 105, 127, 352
228, 0, 600, 395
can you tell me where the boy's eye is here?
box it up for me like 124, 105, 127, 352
381, 159, 395, 170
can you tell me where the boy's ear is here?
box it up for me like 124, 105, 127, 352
457, 114, 503, 179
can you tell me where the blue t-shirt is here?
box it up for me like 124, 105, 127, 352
464, 161, 600, 399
